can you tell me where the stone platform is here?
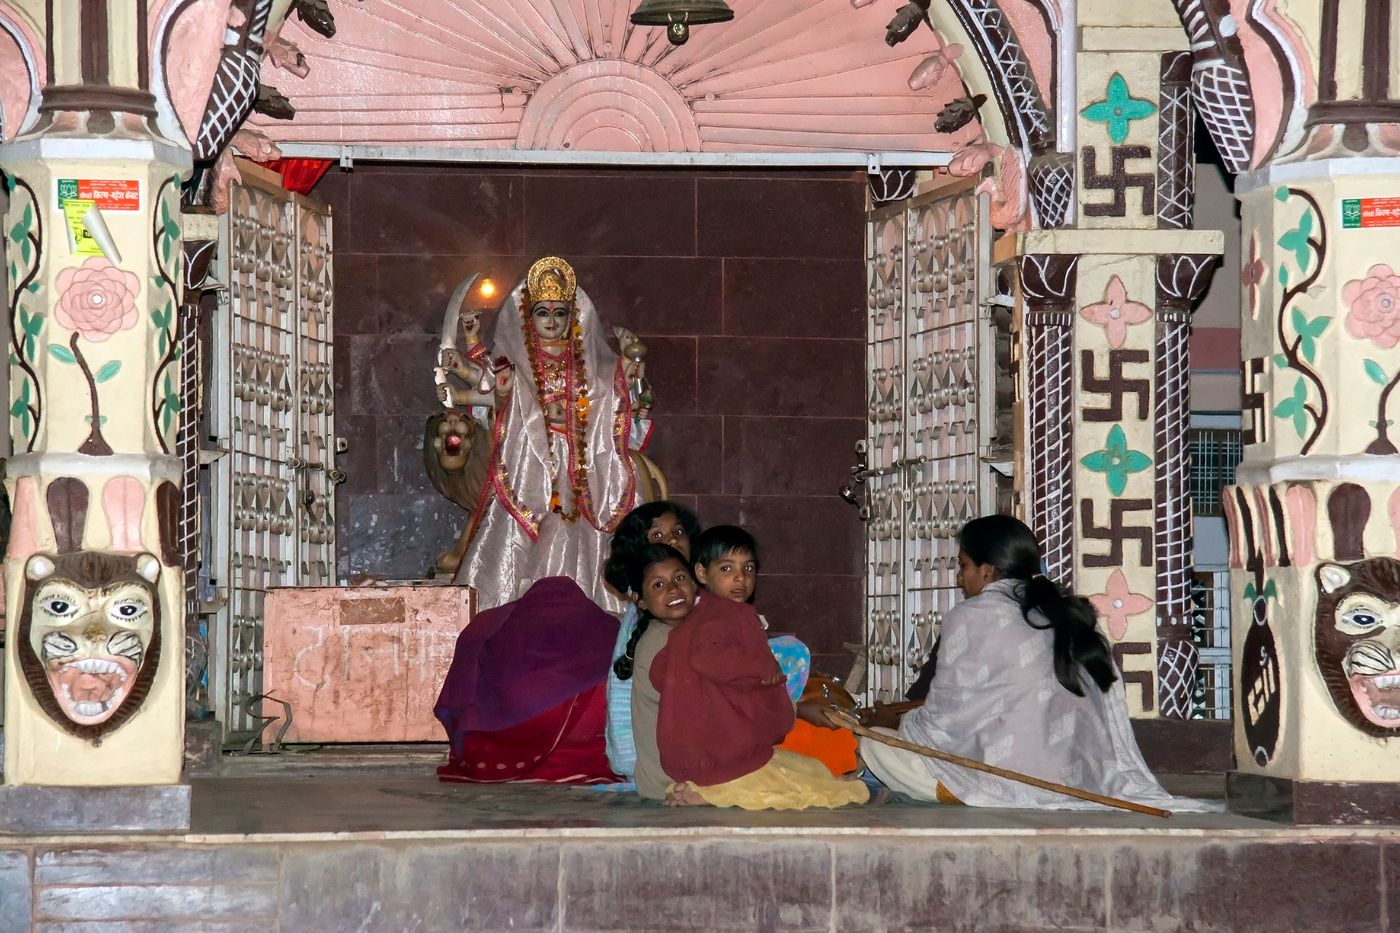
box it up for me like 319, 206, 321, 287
0, 751, 1395, 931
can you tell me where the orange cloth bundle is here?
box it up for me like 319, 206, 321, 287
778, 720, 859, 776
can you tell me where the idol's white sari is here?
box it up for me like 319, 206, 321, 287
453, 279, 637, 613
862, 580, 1216, 811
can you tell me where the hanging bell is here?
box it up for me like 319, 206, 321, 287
629, 0, 735, 45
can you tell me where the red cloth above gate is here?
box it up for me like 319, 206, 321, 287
256, 158, 333, 196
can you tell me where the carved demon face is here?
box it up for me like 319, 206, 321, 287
17, 552, 162, 741
1315, 559, 1400, 736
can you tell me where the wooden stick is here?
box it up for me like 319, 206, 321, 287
836, 711, 1170, 818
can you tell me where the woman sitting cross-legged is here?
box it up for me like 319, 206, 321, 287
859, 515, 1209, 811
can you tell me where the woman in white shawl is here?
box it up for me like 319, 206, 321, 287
861, 515, 1208, 811
452, 256, 638, 613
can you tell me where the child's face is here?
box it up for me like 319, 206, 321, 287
646, 512, 691, 560
636, 557, 697, 622
696, 548, 757, 603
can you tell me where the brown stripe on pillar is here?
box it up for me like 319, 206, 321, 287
80, 0, 110, 85
44, 0, 54, 82
1363, 0, 1393, 101
1317, 0, 1340, 101
136, 0, 149, 89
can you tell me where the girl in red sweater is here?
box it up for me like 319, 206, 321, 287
634, 546, 869, 810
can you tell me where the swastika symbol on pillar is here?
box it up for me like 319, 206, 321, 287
1080, 349, 1151, 422
1080, 498, 1153, 567
1113, 641, 1155, 712
1082, 146, 1156, 217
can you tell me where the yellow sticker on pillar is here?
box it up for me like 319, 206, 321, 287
62, 199, 103, 256
57, 179, 138, 263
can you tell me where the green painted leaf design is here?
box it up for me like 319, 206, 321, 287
1278, 266, 1289, 288
1243, 581, 1257, 602
25, 280, 39, 293
1081, 450, 1111, 472
1301, 336, 1316, 364
1307, 316, 1331, 338
1365, 359, 1388, 385
95, 360, 121, 383
47, 345, 76, 364
1275, 187, 1290, 203
9, 397, 24, 417
1273, 354, 1290, 369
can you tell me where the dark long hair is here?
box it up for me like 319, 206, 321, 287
608, 543, 693, 681
958, 515, 1117, 696
603, 501, 701, 598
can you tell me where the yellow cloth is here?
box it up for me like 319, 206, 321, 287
677, 749, 870, 811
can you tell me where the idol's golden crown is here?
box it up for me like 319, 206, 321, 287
525, 256, 577, 304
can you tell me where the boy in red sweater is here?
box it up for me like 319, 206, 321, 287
641, 545, 869, 810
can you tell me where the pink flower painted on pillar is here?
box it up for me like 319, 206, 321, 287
54, 257, 140, 342
1088, 569, 1154, 641
1079, 275, 1151, 349
1343, 263, 1400, 349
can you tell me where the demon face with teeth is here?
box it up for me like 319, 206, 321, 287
1315, 559, 1400, 737
17, 552, 162, 741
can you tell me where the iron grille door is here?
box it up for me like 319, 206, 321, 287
863, 181, 992, 703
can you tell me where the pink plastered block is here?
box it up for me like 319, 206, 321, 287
261, 585, 474, 743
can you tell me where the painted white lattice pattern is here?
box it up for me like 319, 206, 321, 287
210, 170, 336, 739
1019, 252, 1077, 584
863, 184, 990, 703
195, 0, 273, 160
1172, 0, 1255, 173
949, 0, 1052, 149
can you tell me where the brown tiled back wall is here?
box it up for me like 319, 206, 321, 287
313, 165, 867, 673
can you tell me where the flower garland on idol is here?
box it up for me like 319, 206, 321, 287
519, 256, 593, 526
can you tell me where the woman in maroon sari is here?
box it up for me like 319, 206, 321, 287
433, 501, 699, 784
434, 576, 621, 783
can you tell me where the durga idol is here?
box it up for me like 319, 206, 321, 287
451, 256, 640, 612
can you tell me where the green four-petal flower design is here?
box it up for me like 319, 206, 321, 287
1080, 424, 1152, 495
1080, 74, 1157, 145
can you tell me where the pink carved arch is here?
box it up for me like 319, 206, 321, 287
518, 61, 700, 152
247, 0, 970, 153
0, 2, 43, 141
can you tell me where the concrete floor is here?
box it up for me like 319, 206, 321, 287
6, 748, 1400, 931
184, 743, 1247, 838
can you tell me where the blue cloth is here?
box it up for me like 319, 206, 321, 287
604, 604, 641, 777
768, 634, 811, 702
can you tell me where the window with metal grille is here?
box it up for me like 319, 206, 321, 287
1190, 569, 1232, 720
1189, 427, 1243, 517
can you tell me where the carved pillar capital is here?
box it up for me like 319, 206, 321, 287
1155, 253, 1217, 317
1018, 253, 1079, 316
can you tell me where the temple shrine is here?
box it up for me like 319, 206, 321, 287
0, 0, 1399, 927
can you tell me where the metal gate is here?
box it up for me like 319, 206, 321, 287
862, 180, 994, 704
207, 165, 337, 740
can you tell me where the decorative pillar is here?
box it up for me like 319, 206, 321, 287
0, 0, 190, 793
1225, 162, 1400, 820
1016, 0, 1221, 721
1153, 254, 1215, 716
1019, 253, 1077, 583
1164, 0, 1400, 822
